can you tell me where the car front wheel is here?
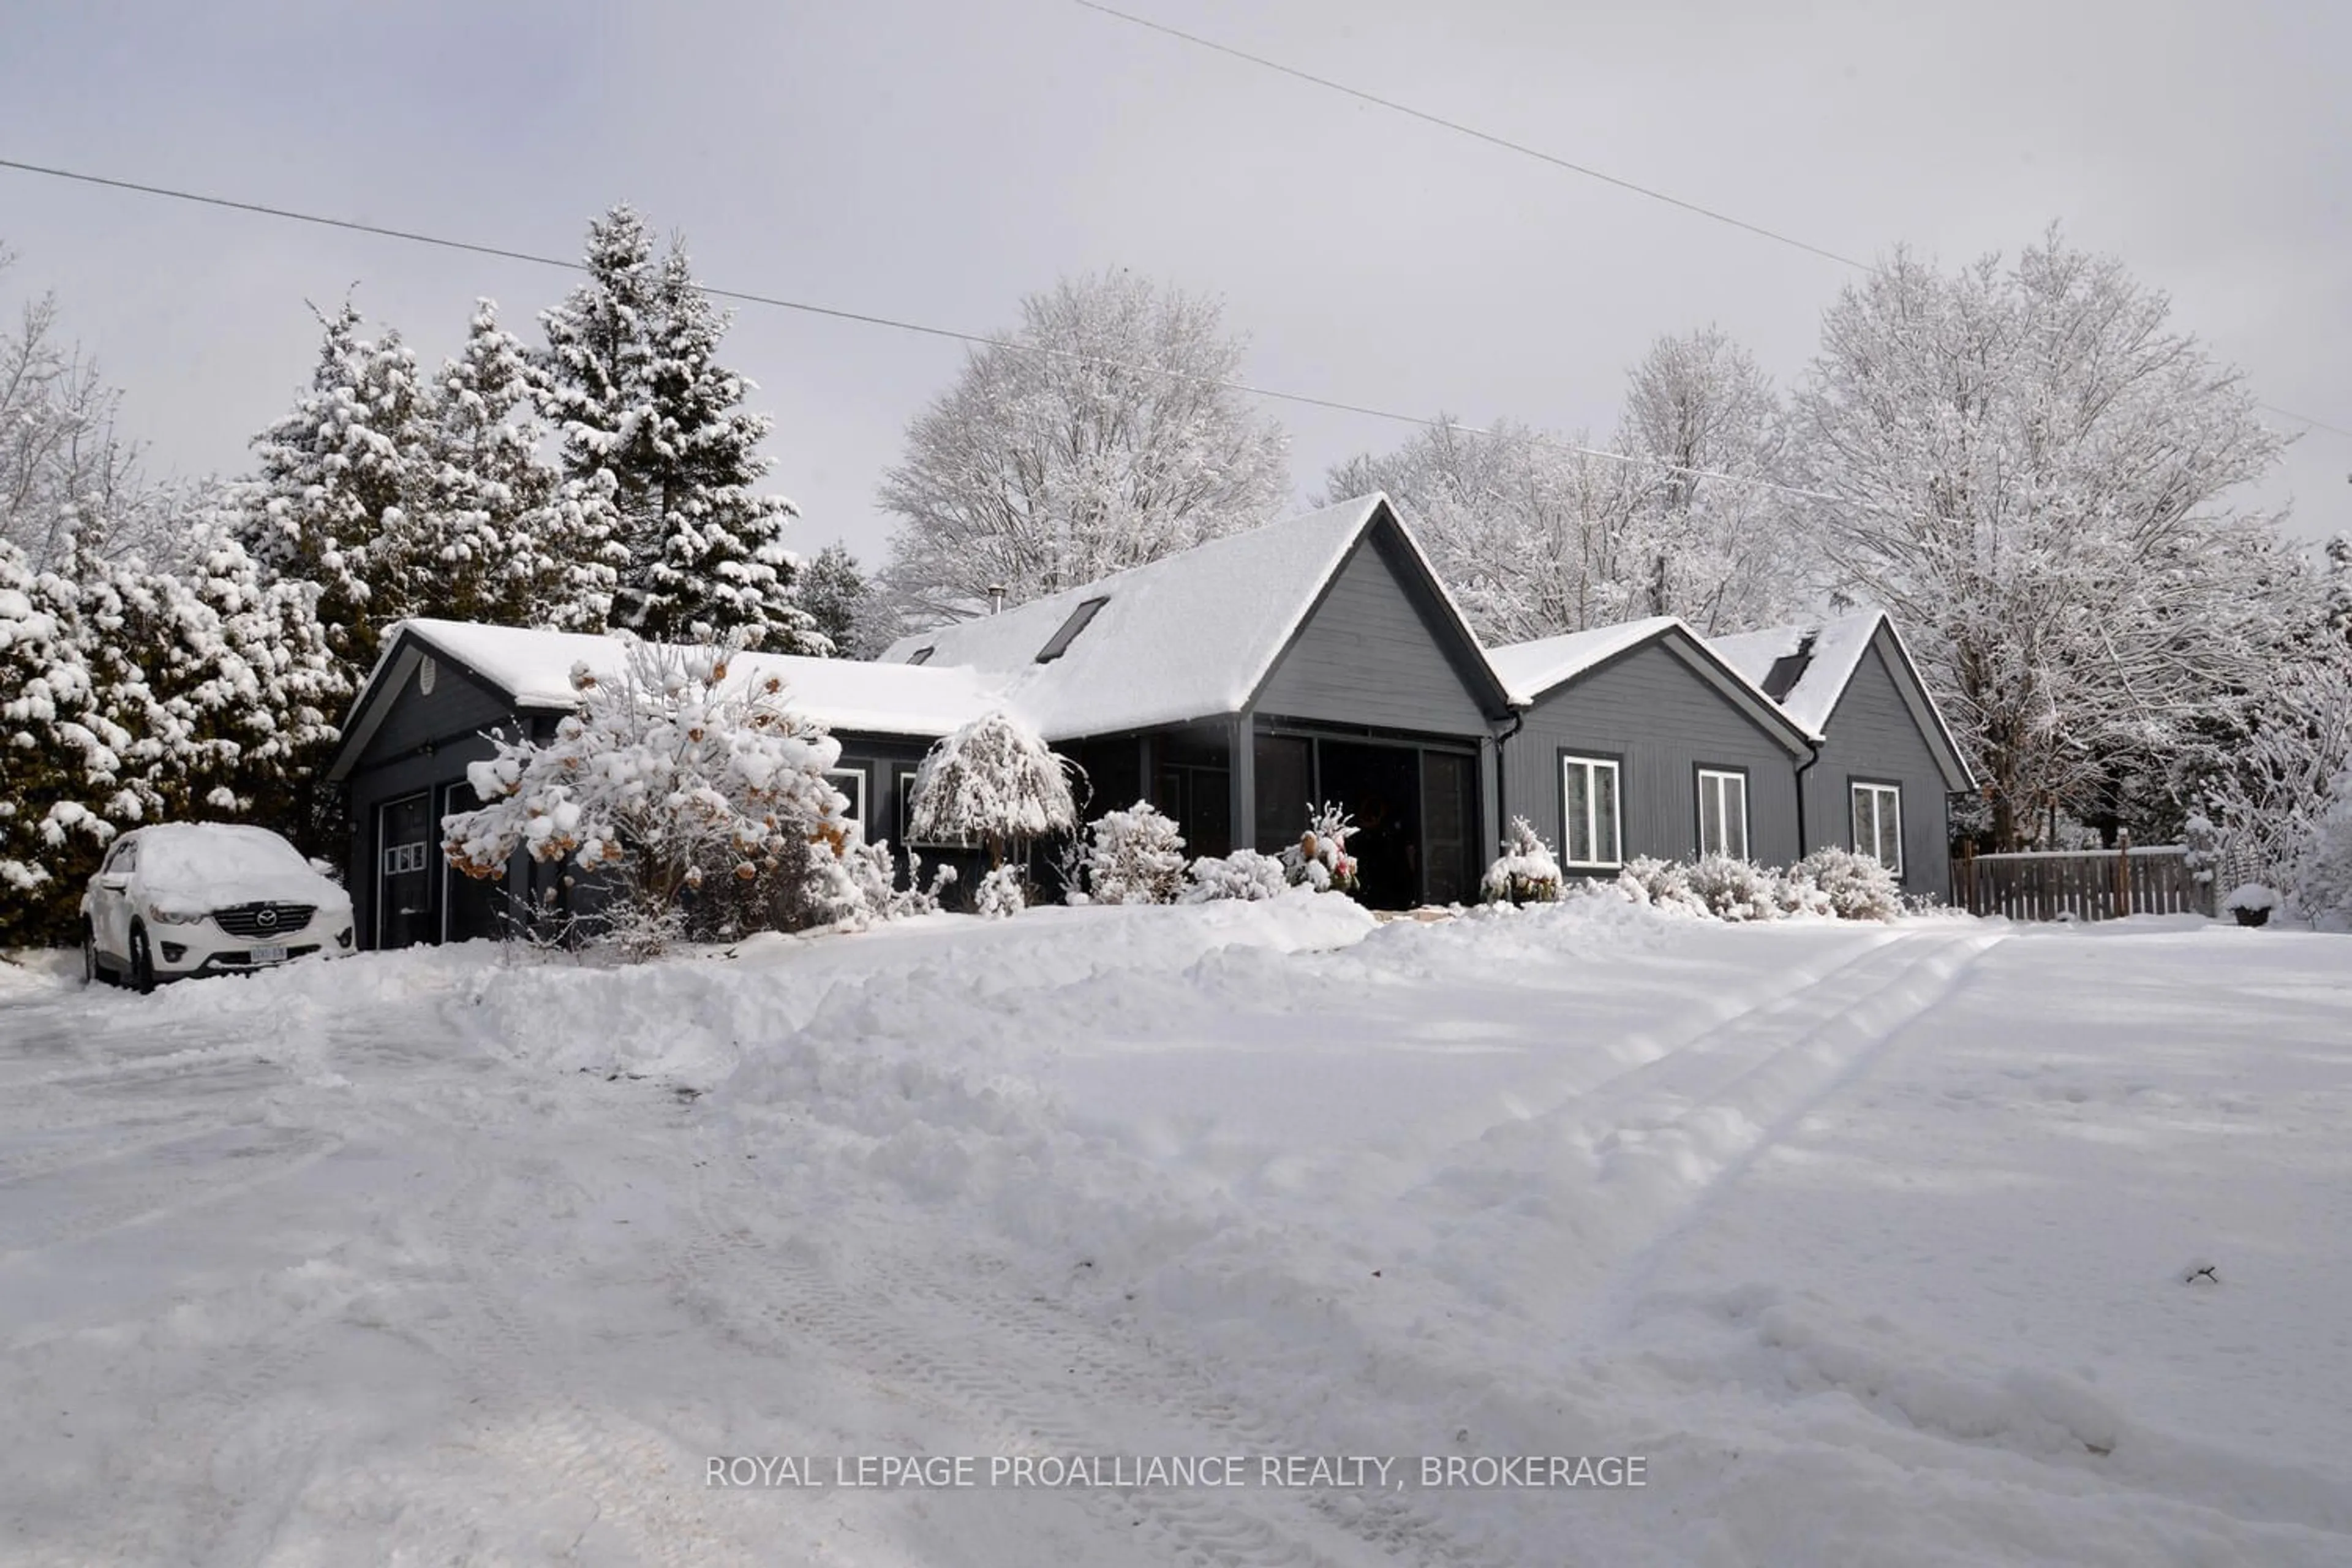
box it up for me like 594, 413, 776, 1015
129, 925, 156, 995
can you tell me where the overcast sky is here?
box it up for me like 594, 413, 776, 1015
3, 0, 2346, 573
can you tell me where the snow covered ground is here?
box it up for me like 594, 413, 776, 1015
2, 897, 2348, 1566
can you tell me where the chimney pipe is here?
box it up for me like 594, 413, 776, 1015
988, 584, 1006, 616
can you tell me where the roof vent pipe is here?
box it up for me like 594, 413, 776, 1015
988, 584, 1006, 616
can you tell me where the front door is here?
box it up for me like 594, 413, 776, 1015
377, 793, 435, 949
1420, 750, 1476, 906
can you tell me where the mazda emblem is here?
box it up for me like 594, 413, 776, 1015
257, 908, 278, 929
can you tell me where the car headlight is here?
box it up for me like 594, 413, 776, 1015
146, 905, 208, 925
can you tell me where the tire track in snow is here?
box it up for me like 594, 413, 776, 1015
676, 1177, 1517, 1568
0, 1121, 339, 1261
1590, 927, 2005, 1333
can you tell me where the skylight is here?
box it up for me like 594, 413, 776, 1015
1761, 631, 1818, 700
906, 646, 935, 666
1035, 597, 1109, 663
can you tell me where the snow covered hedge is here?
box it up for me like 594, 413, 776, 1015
442, 641, 853, 955
1181, 848, 1289, 903
1600, 850, 1905, 924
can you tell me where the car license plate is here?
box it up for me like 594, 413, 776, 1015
249, 944, 288, 965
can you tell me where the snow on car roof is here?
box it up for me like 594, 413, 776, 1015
1709, 608, 1886, 736
394, 620, 1004, 739
1481, 616, 1685, 707
876, 494, 1407, 739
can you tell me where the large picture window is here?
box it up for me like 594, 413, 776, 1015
1561, 755, 1623, 869
1697, 767, 1749, 860
1852, 780, 1902, 875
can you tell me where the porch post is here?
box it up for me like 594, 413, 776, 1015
1230, 712, 1254, 857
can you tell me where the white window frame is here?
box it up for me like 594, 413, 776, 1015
826, 767, 867, 838
1852, 780, 1903, 876
1560, 755, 1623, 870
1697, 767, 1749, 861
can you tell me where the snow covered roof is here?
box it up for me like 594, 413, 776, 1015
327, 619, 1005, 780
1483, 617, 1684, 707
1710, 609, 1977, 789
1709, 609, 1886, 737
1485, 614, 1816, 754
878, 494, 1501, 739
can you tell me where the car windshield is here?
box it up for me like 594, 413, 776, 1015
138, 827, 315, 891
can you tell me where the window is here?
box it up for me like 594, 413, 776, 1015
1697, 767, 1749, 860
905, 646, 934, 666
826, 767, 867, 835
1561, 755, 1622, 869
1035, 597, 1109, 663
1853, 781, 1903, 876
104, 838, 138, 873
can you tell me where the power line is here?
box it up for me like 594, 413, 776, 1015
1072, 1, 2352, 443
0, 153, 1838, 503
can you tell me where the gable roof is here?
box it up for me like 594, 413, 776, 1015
1711, 609, 1977, 790
879, 493, 1509, 738
1486, 614, 1817, 756
326, 618, 1001, 782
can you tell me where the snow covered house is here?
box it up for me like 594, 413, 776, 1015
325, 496, 1975, 947
1710, 609, 1977, 901
1486, 618, 1820, 875
876, 494, 1516, 911
325, 621, 1000, 948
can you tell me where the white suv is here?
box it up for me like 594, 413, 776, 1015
81, 823, 355, 991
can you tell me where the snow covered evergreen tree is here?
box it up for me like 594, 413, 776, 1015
405, 301, 576, 627
880, 272, 1291, 624
537, 207, 816, 650
908, 709, 1076, 869
233, 298, 429, 673
1793, 229, 2290, 848
797, 542, 886, 658
0, 540, 146, 944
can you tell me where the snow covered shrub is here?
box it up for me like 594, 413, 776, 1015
909, 708, 1077, 869
973, 862, 1027, 919
1683, 854, 1781, 922
1082, 801, 1187, 905
2298, 771, 2352, 927
2223, 881, 2280, 927
1789, 846, 1904, 922
442, 641, 852, 957
1180, 848, 1289, 903
1481, 815, 1563, 905
1615, 855, 1706, 916
1281, 802, 1359, 894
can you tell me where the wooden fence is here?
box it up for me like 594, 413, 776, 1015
1949, 845, 2207, 922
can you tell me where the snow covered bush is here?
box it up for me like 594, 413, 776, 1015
909, 709, 1077, 869
1082, 801, 1186, 905
973, 862, 1028, 919
1683, 854, 1782, 922
1788, 846, 1904, 922
442, 641, 852, 956
1481, 815, 1563, 905
1615, 856, 1706, 917
1281, 802, 1359, 894
2298, 775, 2352, 927
1180, 848, 1289, 903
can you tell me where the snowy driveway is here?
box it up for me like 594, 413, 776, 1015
2, 903, 2348, 1566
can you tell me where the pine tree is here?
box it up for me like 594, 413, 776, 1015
235, 298, 429, 672
797, 542, 880, 658
2325, 534, 2352, 650
537, 206, 816, 650
0, 540, 145, 944
407, 300, 574, 626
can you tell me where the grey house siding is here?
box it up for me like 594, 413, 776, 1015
352, 647, 522, 772
1254, 529, 1494, 737
1504, 640, 1802, 870
1804, 633, 1953, 900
